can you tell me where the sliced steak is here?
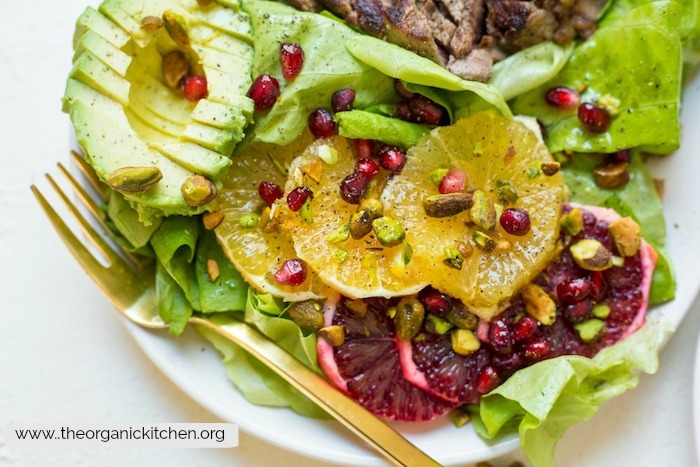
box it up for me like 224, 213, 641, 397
447, 47, 492, 81
385, 0, 445, 64
283, 0, 323, 12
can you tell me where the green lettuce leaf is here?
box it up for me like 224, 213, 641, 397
194, 230, 248, 313
150, 216, 201, 310
490, 42, 574, 101
336, 110, 430, 147
106, 190, 162, 249
244, 0, 395, 145
512, 1, 682, 154
473, 316, 673, 467
562, 152, 675, 302
195, 290, 328, 418
156, 261, 193, 335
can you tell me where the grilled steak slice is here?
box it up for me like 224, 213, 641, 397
385, 0, 445, 64
447, 47, 492, 81
283, 0, 323, 12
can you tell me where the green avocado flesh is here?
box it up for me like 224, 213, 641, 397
63, 0, 254, 222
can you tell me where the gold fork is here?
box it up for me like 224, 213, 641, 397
31, 152, 440, 467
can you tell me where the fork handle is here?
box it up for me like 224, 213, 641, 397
190, 317, 440, 467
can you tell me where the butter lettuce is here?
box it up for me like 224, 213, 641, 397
195, 290, 327, 418
336, 110, 430, 147
195, 230, 248, 313
562, 153, 675, 303
472, 316, 673, 467
156, 261, 193, 336
512, 1, 683, 154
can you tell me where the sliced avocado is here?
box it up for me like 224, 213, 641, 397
152, 142, 232, 180
73, 6, 130, 49
70, 52, 131, 105
74, 30, 131, 76
182, 122, 237, 155
99, 0, 150, 48
65, 2, 254, 219
191, 98, 253, 132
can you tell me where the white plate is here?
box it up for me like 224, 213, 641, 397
81, 70, 700, 465
695, 325, 700, 464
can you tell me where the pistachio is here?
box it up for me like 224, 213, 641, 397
316, 144, 339, 164
570, 239, 613, 271
597, 94, 621, 116
469, 190, 497, 231
446, 307, 478, 331
573, 318, 605, 343
162, 50, 190, 89
394, 297, 425, 341
472, 231, 496, 253
206, 258, 220, 282
560, 208, 583, 235
141, 16, 163, 31
301, 161, 323, 183
402, 241, 413, 266
386, 306, 397, 319
239, 214, 260, 228
327, 222, 350, 243
593, 162, 630, 189
372, 217, 406, 247
522, 283, 556, 325
300, 198, 313, 223
450, 329, 480, 356
424, 314, 453, 335
608, 216, 641, 257
458, 242, 474, 259
612, 256, 624, 267
525, 166, 540, 179
202, 211, 224, 230
319, 325, 346, 346
181, 175, 217, 206
350, 210, 372, 240
592, 303, 611, 319
162, 10, 189, 47
345, 299, 368, 318
358, 198, 384, 220
287, 300, 325, 333
331, 246, 349, 264
107, 166, 163, 194
423, 193, 473, 218
430, 168, 449, 187
197, 0, 215, 5
541, 161, 561, 176
450, 407, 471, 428
497, 181, 519, 205
260, 207, 280, 233
443, 246, 463, 270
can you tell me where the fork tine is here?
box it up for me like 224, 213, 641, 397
31, 185, 109, 275
45, 173, 126, 269
70, 150, 107, 201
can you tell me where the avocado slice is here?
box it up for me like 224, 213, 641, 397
64, 1, 254, 221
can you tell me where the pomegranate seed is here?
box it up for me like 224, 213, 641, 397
395, 101, 412, 121
339, 172, 369, 204
287, 186, 313, 212
589, 271, 607, 301
258, 181, 284, 206
524, 338, 551, 360
394, 80, 414, 99
492, 352, 522, 371
476, 365, 501, 394
578, 103, 610, 133
355, 158, 380, 180
308, 109, 337, 138
544, 86, 580, 109
419, 288, 452, 315
563, 300, 593, 323
183, 75, 207, 101
513, 315, 538, 342
438, 168, 467, 194
377, 146, 407, 174
331, 88, 356, 113
280, 43, 304, 79
409, 95, 446, 125
274, 259, 307, 286
611, 149, 631, 163
488, 319, 513, 354
247, 74, 280, 111
556, 278, 591, 303
354, 139, 373, 159
500, 208, 531, 236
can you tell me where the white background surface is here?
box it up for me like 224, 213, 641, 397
1, 0, 700, 466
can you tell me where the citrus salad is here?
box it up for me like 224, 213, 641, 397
63, 0, 698, 464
